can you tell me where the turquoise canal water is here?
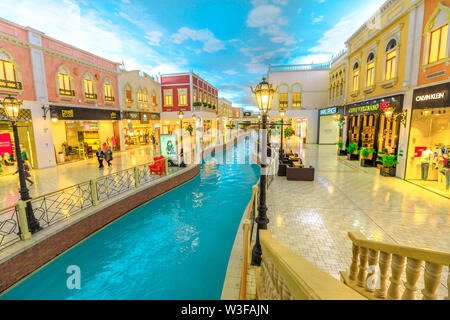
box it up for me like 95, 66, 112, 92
2, 139, 259, 300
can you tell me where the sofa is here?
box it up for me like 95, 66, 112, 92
286, 166, 315, 181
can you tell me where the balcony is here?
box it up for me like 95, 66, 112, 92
0, 79, 23, 91
85, 93, 97, 100
105, 96, 115, 102
59, 88, 75, 97
280, 102, 288, 109
126, 99, 134, 105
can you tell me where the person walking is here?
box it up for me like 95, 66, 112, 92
105, 145, 113, 167
14, 161, 33, 186
96, 148, 105, 168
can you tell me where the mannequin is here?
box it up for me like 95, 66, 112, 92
444, 151, 450, 190
420, 148, 433, 181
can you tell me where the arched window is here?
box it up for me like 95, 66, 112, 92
352, 62, 360, 92
366, 52, 375, 87
152, 89, 157, 106
0, 50, 21, 90
279, 84, 289, 109
424, 6, 448, 65
137, 87, 144, 104
103, 78, 114, 102
125, 83, 133, 104
385, 39, 398, 81
340, 82, 344, 96
292, 83, 301, 108
83, 73, 97, 100
143, 88, 149, 105
57, 65, 75, 97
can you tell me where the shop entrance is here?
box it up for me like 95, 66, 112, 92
52, 120, 120, 164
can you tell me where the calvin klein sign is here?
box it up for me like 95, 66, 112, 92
413, 83, 449, 109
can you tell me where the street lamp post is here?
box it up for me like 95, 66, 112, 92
250, 77, 276, 266
178, 111, 186, 168
1, 95, 41, 233
257, 114, 261, 154
279, 109, 285, 159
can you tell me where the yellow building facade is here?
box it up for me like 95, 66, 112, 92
343, 0, 425, 165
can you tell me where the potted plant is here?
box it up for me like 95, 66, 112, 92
193, 102, 202, 108
346, 143, 359, 161
185, 124, 193, 136
337, 142, 347, 156
203, 102, 208, 108
377, 153, 398, 177
284, 127, 294, 140
358, 148, 375, 167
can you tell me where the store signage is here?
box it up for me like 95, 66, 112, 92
52, 106, 121, 121
415, 92, 446, 102
126, 112, 140, 120
160, 134, 178, 162
0, 133, 13, 156
141, 112, 149, 124
348, 101, 393, 114
243, 112, 252, 117
320, 107, 337, 116
61, 109, 74, 118
413, 83, 450, 109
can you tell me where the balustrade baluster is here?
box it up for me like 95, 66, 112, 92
357, 247, 368, 287
401, 258, 422, 300
422, 262, 443, 300
375, 251, 391, 299
447, 266, 449, 300
387, 254, 406, 300
365, 249, 379, 292
349, 244, 360, 281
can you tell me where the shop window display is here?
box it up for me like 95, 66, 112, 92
406, 107, 450, 198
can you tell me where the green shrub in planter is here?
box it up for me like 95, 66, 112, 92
358, 147, 375, 159
377, 152, 399, 177
346, 143, 358, 155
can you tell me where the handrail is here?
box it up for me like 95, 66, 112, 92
239, 183, 259, 300
349, 232, 450, 266
258, 230, 366, 300
20, 157, 165, 204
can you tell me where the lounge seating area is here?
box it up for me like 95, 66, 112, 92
278, 152, 315, 181
149, 156, 166, 175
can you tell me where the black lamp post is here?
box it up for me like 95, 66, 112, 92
257, 114, 261, 154
250, 77, 276, 266
1, 95, 41, 233
279, 109, 285, 159
178, 111, 186, 168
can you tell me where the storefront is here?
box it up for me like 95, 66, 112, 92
0, 108, 37, 175
405, 83, 449, 198
269, 117, 308, 147
123, 112, 160, 150
318, 107, 344, 145
345, 95, 403, 166
50, 106, 121, 164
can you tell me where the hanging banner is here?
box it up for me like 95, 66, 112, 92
160, 134, 178, 162
0, 133, 13, 156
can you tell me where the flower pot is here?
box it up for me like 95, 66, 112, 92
360, 158, 373, 167
347, 153, 359, 161
338, 150, 347, 156
380, 166, 396, 177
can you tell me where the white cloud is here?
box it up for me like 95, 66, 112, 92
223, 69, 238, 75
145, 30, 163, 46
171, 27, 225, 53
0, 0, 187, 76
247, 5, 284, 28
312, 15, 324, 24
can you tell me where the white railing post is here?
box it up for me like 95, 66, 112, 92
134, 166, 140, 188
16, 201, 31, 240
90, 179, 99, 206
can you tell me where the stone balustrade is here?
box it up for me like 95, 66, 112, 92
341, 232, 450, 300
256, 230, 366, 300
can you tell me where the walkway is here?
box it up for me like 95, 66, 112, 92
0, 146, 157, 209
266, 144, 449, 299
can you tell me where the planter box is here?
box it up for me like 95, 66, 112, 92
380, 166, 396, 177
347, 153, 359, 161
338, 150, 347, 156
360, 158, 374, 167
278, 163, 287, 176
286, 166, 315, 181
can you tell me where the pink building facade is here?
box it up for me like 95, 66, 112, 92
0, 18, 121, 169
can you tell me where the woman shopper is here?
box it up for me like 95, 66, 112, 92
14, 160, 33, 186
96, 148, 105, 168
105, 146, 113, 167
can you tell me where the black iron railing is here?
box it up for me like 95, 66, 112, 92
85, 93, 97, 100
0, 79, 22, 90
59, 88, 76, 97
0, 206, 21, 250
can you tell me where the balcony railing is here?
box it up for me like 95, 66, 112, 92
105, 96, 115, 102
0, 79, 23, 90
59, 88, 75, 97
280, 102, 288, 109
126, 99, 134, 104
269, 62, 330, 72
85, 93, 97, 100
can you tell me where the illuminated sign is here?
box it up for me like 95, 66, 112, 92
415, 91, 446, 102
160, 134, 178, 161
61, 109, 74, 118
348, 101, 391, 113
320, 107, 337, 116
